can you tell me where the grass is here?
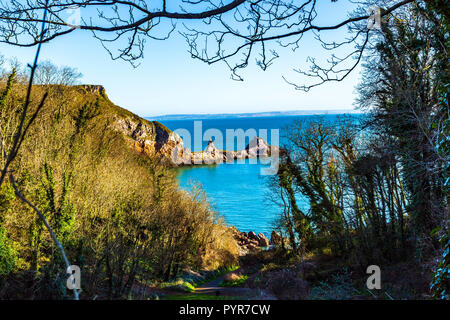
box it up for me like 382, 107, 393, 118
159, 279, 196, 293
157, 265, 239, 293
220, 275, 248, 287
191, 266, 239, 288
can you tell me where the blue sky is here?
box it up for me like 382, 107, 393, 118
0, 1, 363, 117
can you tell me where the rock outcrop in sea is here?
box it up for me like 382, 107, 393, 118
230, 227, 289, 255
172, 136, 278, 166
75, 85, 278, 169
112, 113, 278, 167
270, 231, 283, 246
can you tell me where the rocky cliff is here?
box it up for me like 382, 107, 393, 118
113, 116, 185, 165
81, 85, 277, 166
181, 137, 278, 166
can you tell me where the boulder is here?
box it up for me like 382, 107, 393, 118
246, 137, 270, 157
234, 149, 248, 160
248, 231, 259, 241
230, 227, 265, 253
270, 231, 282, 246
257, 232, 270, 247
195, 139, 227, 164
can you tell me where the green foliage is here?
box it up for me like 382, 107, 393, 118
0, 79, 238, 299
0, 68, 15, 110
159, 278, 196, 293
0, 182, 15, 217
73, 100, 100, 135
272, 117, 409, 264
431, 232, 450, 300
358, 3, 446, 240
0, 226, 16, 276
220, 275, 248, 287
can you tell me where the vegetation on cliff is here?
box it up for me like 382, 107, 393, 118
0, 0, 447, 301
0, 71, 239, 299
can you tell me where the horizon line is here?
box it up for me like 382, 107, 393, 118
145, 108, 362, 119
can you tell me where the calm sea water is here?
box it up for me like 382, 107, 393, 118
160, 114, 360, 236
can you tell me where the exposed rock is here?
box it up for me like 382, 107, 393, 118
205, 139, 217, 153
246, 137, 270, 157
187, 137, 277, 165
248, 231, 259, 241
257, 232, 270, 247
195, 139, 227, 164
113, 116, 185, 165
230, 227, 263, 254
113, 116, 276, 167
228, 137, 278, 161
233, 149, 248, 160
230, 227, 291, 254
270, 231, 282, 246
77, 84, 107, 96
82, 86, 278, 168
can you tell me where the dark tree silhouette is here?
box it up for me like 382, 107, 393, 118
0, 0, 413, 77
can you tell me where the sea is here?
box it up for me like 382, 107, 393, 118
152, 114, 361, 236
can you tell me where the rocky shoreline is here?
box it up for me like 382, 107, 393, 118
172, 137, 279, 166
230, 227, 286, 255
112, 113, 278, 167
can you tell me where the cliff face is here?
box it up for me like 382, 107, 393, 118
71, 84, 184, 165
112, 117, 279, 166
112, 116, 278, 166
112, 115, 185, 165
77, 85, 108, 97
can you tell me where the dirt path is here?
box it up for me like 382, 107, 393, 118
194, 268, 249, 297
194, 268, 276, 299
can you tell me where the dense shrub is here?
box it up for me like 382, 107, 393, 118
0, 226, 16, 276
0, 78, 238, 299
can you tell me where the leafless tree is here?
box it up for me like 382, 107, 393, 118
0, 0, 414, 78
34, 60, 82, 85
0, 0, 420, 189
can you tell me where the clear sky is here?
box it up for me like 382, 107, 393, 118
0, 1, 363, 117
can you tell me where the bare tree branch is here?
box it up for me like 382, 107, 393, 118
0, 0, 414, 75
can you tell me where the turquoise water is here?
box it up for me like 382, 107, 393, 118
175, 159, 275, 235
160, 115, 360, 236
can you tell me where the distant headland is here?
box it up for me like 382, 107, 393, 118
146, 110, 361, 121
